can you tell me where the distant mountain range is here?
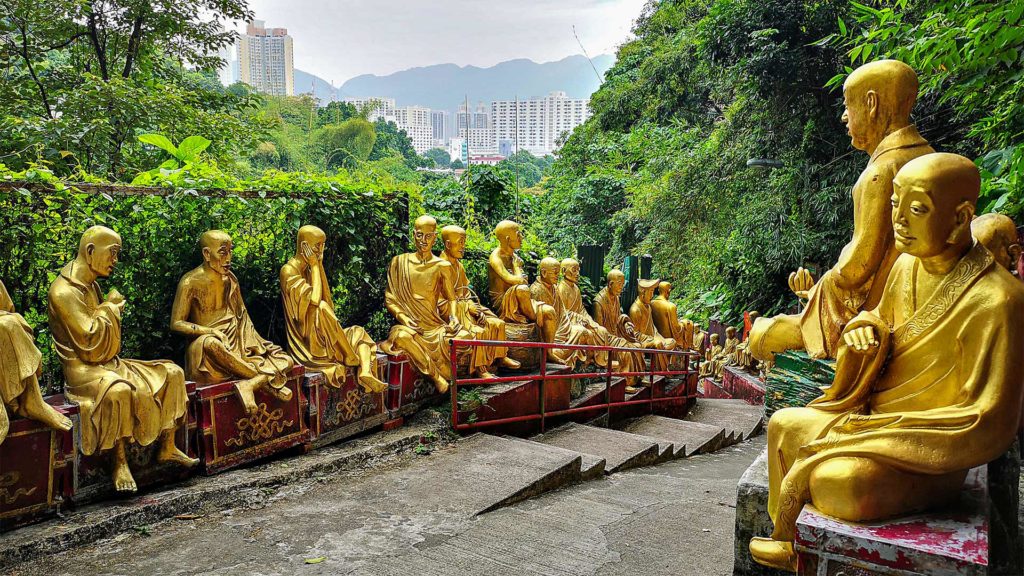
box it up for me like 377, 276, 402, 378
295, 54, 615, 110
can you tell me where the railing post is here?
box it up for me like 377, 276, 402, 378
450, 339, 459, 431
539, 353, 547, 433
605, 346, 613, 424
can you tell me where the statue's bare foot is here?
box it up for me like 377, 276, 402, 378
233, 377, 261, 414
749, 537, 797, 572
158, 443, 199, 469
473, 368, 497, 380
112, 443, 138, 493
497, 357, 521, 370
268, 383, 293, 403
24, 399, 73, 432
358, 373, 388, 394
432, 376, 449, 394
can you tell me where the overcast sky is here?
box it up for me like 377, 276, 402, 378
234, 0, 648, 85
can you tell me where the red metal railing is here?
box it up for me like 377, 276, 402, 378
449, 339, 700, 433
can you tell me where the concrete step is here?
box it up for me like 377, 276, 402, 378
686, 398, 765, 442
532, 423, 661, 474
442, 433, 582, 513
619, 415, 728, 457
501, 435, 607, 481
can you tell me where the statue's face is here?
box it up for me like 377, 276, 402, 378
444, 234, 466, 259
640, 286, 654, 303
562, 263, 580, 283
841, 85, 882, 153
608, 276, 625, 296
726, 327, 736, 339
87, 238, 121, 278
891, 171, 962, 259
540, 266, 559, 284
204, 239, 233, 275
301, 239, 325, 264
414, 224, 437, 253
506, 227, 524, 250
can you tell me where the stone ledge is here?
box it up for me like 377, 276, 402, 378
0, 411, 452, 571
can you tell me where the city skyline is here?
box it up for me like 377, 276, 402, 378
231, 0, 646, 86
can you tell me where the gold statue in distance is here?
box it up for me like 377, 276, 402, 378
439, 224, 521, 376
488, 220, 559, 362
750, 153, 1024, 572
651, 281, 694, 351
530, 257, 599, 368
972, 213, 1021, 273
750, 60, 935, 362
629, 278, 677, 372
1, 280, 73, 445
171, 230, 295, 414
280, 225, 387, 393
593, 269, 648, 388
49, 226, 196, 492
697, 333, 722, 379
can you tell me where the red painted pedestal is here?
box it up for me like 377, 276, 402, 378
304, 354, 388, 449
795, 466, 989, 576
193, 367, 310, 475
383, 354, 444, 428
720, 366, 766, 405
455, 363, 573, 436
0, 399, 74, 531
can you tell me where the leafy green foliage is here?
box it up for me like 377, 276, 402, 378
315, 118, 377, 170
424, 148, 451, 168
0, 163, 410, 392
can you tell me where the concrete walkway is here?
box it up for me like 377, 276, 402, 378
5, 434, 766, 576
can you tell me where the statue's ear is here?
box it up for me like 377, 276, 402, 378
1009, 243, 1022, 269
201, 246, 211, 262
950, 201, 976, 244
865, 90, 878, 119
85, 243, 95, 262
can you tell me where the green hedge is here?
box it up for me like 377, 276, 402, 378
0, 170, 409, 393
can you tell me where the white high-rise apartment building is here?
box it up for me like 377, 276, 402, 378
455, 102, 496, 155
343, 97, 396, 122
392, 106, 434, 153
492, 91, 591, 156
430, 110, 450, 148
237, 20, 294, 96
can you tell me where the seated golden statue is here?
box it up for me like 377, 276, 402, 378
49, 226, 196, 492
697, 333, 722, 378
280, 225, 387, 393
733, 312, 759, 372
1, 280, 73, 445
702, 327, 738, 379
972, 213, 1021, 274
594, 269, 650, 386
557, 258, 638, 376
629, 278, 677, 372
692, 323, 706, 352
750, 153, 1024, 572
171, 230, 295, 415
379, 215, 462, 393
749, 60, 934, 362
651, 281, 693, 351
439, 224, 521, 376
530, 257, 600, 368
487, 220, 558, 361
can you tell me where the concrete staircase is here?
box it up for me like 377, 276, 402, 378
434, 398, 766, 516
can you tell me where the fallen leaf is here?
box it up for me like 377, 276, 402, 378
702, 529, 711, 532
305, 557, 327, 564
175, 514, 201, 520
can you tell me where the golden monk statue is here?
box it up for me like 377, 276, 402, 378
1, 280, 72, 445
701, 327, 738, 379
280, 225, 387, 393
49, 226, 196, 492
171, 230, 295, 415
692, 323, 706, 352
750, 153, 1024, 572
697, 333, 722, 378
733, 312, 759, 372
651, 281, 693, 351
594, 269, 650, 387
439, 224, 521, 376
488, 220, 558, 362
557, 258, 638, 376
972, 213, 1021, 274
529, 257, 599, 368
379, 215, 462, 393
750, 60, 934, 362
629, 278, 677, 371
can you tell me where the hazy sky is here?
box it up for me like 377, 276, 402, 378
235, 0, 647, 85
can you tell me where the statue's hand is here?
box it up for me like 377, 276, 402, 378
788, 267, 815, 299
301, 243, 319, 267
400, 314, 419, 330
210, 329, 229, 344
843, 325, 878, 353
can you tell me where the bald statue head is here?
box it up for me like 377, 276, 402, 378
842, 60, 918, 154
200, 230, 233, 276
296, 225, 327, 266
78, 225, 122, 279
413, 214, 438, 255
560, 258, 580, 284
440, 224, 467, 260
892, 152, 979, 261
973, 213, 1022, 273
607, 269, 626, 296
657, 281, 672, 297
539, 257, 560, 284
494, 220, 523, 251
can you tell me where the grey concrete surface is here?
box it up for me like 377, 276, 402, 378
686, 399, 764, 441
533, 423, 662, 473
621, 415, 727, 456
4, 434, 767, 576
